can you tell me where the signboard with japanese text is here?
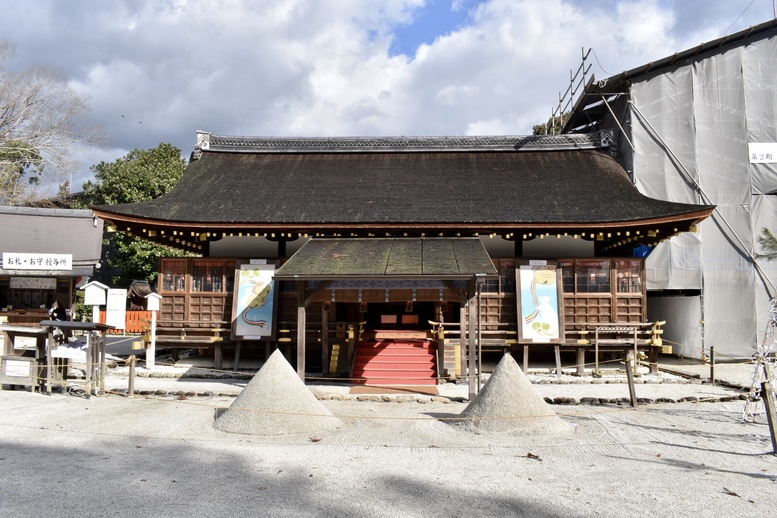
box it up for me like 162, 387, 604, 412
9, 277, 57, 290
748, 143, 777, 164
2, 253, 72, 271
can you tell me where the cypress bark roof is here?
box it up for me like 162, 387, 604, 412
274, 238, 497, 280
94, 133, 711, 227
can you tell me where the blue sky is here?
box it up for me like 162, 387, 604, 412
390, 0, 484, 57
0, 0, 774, 193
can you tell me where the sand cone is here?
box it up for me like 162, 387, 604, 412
458, 353, 573, 435
214, 349, 341, 436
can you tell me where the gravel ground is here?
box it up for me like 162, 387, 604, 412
1, 360, 776, 517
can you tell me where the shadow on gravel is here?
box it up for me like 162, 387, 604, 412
0, 439, 583, 517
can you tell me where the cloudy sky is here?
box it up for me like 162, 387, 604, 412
1, 0, 775, 192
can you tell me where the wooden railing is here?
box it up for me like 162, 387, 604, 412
99, 310, 153, 334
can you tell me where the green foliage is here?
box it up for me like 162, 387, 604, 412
532, 113, 570, 136
76, 143, 191, 288
80, 142, 187, 205
756, 228, 777, 261
73, 289, 90, 322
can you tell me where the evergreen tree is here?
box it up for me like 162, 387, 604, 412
76, 143, 191, 288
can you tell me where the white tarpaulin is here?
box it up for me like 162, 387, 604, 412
629, 36, 777, 359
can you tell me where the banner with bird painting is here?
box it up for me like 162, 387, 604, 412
517, 263, 565, 343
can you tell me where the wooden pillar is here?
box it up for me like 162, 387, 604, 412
278, 239, 287, 257
626, 350, 638, 407
761, 364, 777, 454
576, 347, 585, 376
523, 345, 529, 373
459, 305, 467, 378
296, 281, 306, 380
514, 239, 523, 257
322, 303, 330, 376
468, 278, 478, 400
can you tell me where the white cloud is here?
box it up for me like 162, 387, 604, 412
1, 0, 773, 194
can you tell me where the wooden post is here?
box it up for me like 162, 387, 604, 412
468, 278, 477, 401
554, 345, 562, 378
296, 281, 306, 381
146, 309, 157, 371
128, 355, 136, 396
762, 364, 777, 454
626, 350, 638, 407
523, 345, 529, 373
322, 304, 329, 376
459, 306, 467, 378
576, 348, 585, 376
233, 340, 241, 371
709, 346, 715, 384
46, 328, 53, 394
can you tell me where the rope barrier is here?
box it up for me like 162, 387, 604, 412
88, 387, 735, 423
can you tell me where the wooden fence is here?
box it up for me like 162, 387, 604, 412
99, 310, 153, 334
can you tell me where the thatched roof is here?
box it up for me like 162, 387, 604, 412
91, 131, 713, 253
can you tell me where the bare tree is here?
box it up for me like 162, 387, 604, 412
0, 43, 102, 205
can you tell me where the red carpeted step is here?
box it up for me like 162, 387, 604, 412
351, 338, 437, 386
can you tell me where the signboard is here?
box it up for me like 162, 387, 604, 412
3, 253, 72, 271
82, 281, 109, 306
13, 335, 38, 350
748, 142, 777, 164
231, 263, 276, 340
9, 277, 57, 290
105, 289, 127, 330
516, 264, 565, 344
3, 359, 32, 377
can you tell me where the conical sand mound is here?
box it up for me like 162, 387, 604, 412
457, 354, 573, 435
214, 349, 341, 436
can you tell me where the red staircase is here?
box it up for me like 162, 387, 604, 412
352, 339, 437, 386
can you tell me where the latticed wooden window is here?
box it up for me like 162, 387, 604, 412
191, 260, 235, 292
575, 259, 610, 293
560, 259, 574, 293
161, 259, 186, 292
615, 260, 642, 293
483, 259, 516, 293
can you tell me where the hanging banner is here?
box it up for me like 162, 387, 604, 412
516, 264, 565, 344
231, 263, 276, 340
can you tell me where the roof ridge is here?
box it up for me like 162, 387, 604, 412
193, 130, 613, 156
